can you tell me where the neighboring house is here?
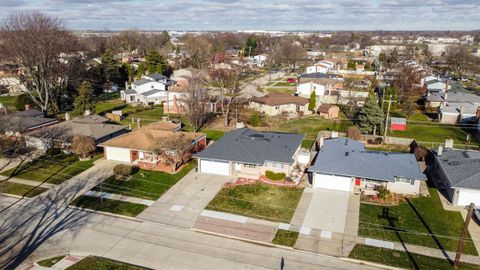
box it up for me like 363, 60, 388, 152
121, 73, 175, 105
317, 104, 339, 119
425, 91, 480, 108
306, 61, 334, 74
100, 125, 206, 172
26, 115, 127, 150
439, 102, 480, 124
194, 128, 304, 178
306, 50, 326, 59
1, 108, 59, 135
249, 92, 310, 116
165, 87, 221, 115
308, 138, 426, 194
433, 146, 480, 206
296, 78, 343, 103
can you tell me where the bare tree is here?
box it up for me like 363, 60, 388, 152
445, 45, 475, 78
155, 134, 193, 173
180, 73, 210, 132
183, 34, 213, 69
0, 12, 80, 114
70, 135, 96, 159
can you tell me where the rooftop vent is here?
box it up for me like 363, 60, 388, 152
345, 152, 349, 156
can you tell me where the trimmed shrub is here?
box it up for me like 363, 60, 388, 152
265, 170, 286, 181
46, 148, 61, 156
113, 164, 133, 177
249, 111, 261, 127
375, 185, 391, 200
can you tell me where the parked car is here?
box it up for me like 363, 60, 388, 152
287, 78, 296, 83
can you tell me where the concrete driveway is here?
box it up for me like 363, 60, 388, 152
137, 171, 234, 228
302, 189, 350, 233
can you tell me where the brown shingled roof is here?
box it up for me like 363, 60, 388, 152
317, 104, 339, 113
252, 92, 309, 106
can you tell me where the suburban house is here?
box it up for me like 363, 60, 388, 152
308, 138, 426, 194
421, 75, 450, 93
426, 91, 480, 108
425, 91, 480, 124
26, 114, 127, 150
249, 92, 310, 116
317, 104, 339, 119
432, 145, 480, 206
296, 78, 344, 104
306, 61, 334, 74
194, 128, 304, 178
121, 73, 175, 105
1, 108, 59, 135
165, 87, 221, 115
100, 125, 206, 172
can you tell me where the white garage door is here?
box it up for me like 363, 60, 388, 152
105, 147, 131, 162
313, 173, 352, 192
200, 159, 230, 176
457, 189, 480, 206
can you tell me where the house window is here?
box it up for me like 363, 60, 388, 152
275, 106, 280, 109
243, 163, 257, 168
266, 161, 283, 169
395, 177, 413, 184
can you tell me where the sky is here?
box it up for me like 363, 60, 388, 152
1, 0, 479, 31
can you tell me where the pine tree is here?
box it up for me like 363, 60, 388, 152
358, 92, 384, 135
100, 49, 120, 83
308, 91, 316, 111
155, 63, 163, 74
145, 49, 165, 74
74, 81, 95, 115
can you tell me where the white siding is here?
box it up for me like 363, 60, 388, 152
386, 180, 421, 195
105, 147, 131, 162
313, 173, 352, 192
456, 189, 480, 206
199, 159, 230, 176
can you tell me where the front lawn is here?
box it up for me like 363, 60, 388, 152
67, 256, 149, 270
359, 188, 477, 255
272, 229, 299, 247
206, 183, 304, 223
1, 153, 96, 184
0, 95, 17, 108
92, 161, 196, 200
71, 196, 147, 217
0, 181, 48, 197
349, 244, 479, 270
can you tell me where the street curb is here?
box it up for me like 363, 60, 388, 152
0, 192, 33, 200
341, 257, 404, 270
67, 205, 141, 221
191, 228, 279, 248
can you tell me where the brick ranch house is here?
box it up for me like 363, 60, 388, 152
100, 124, 206, 173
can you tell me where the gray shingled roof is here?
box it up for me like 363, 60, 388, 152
194, 128, 304, 165
145, 73, 166, 81
132, 78, 152, 86
141, 89, 164, 97
123, 89, 137, 95
435, 149, 480, 190
309, 138, 426, 182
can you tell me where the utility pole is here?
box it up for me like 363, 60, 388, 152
454, 203, 475, 268
383, 95, 393, 141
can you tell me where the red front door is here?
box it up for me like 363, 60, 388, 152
355, 178, 361, 186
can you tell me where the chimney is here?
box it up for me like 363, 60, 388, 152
437, 145, 443, 156
318, 135, 325, 149
137, 117, 142, 129
65, 112, 71, 121
25, 104, 31, 111
331, 131, 338, 138
84, 110, 91, 116
125, 81, 129, 90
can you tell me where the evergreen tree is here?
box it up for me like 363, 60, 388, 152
308, 91, 316, 111
244, 36, 258, 56
74, 81, 95, 115
124, 63, 135, 82
100, 49, 120, 83
136, 63, 145, 80
155, 63, 163, 74
358, 92, 384, 135
145, 49, 165, 74
384, 86, 398, 111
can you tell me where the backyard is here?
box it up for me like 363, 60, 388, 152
0, 153, 98, 185
275, 116, 352, 140
206, 183, 304, 223
349, 244, 479, 270
358, 188, 478, 255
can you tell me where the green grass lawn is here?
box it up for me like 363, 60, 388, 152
273, 82, 296, 87
0, 153, 96, 184
206, 183, 304, 223
272, 229, 299, 247
119, 106, 164, 128
92, 161, 196, 200
349, 244, 479, 270
0, 181, 48, 197
365, 144, 410, 153
359, 188, 477, 255
301, 139, 315, 149
71, 196, 147, 217
276, 117, 352, 139
95, 99, 127, 115
37, 255, 65, 267
203, 129, 225, 141
266, 87, 295, 95
67, 256, 149, 270
0, 95, 17, 108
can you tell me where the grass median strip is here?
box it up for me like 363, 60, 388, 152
37, 255, 65, 267
272, 229, 299, 247
71, 195, 147, 217
348, 244, 479, 270
67, 256, 149, 270
206, 183, 304, 223
0, 181, 48, 197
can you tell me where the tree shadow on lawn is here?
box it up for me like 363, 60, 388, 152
0, 168, 102, 269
